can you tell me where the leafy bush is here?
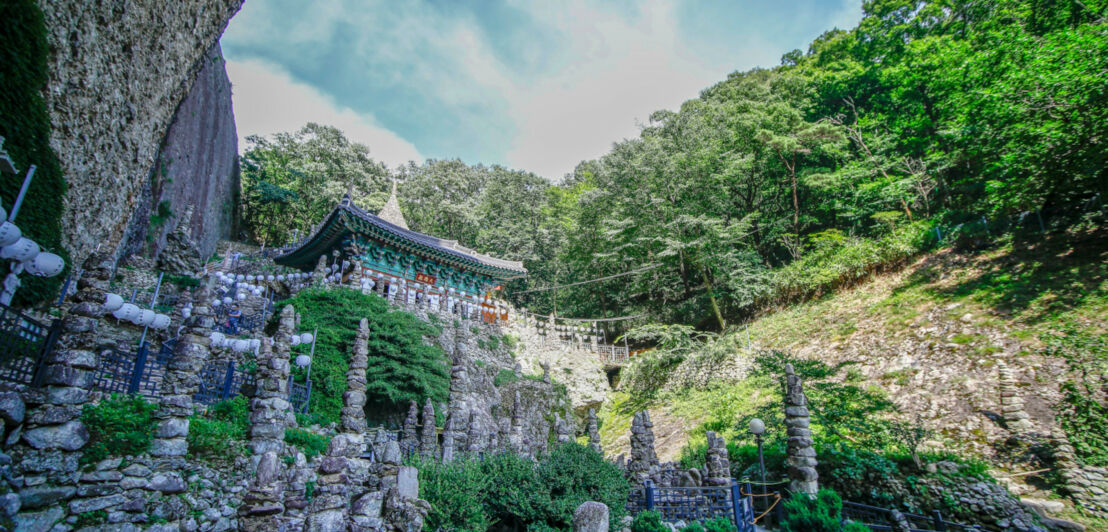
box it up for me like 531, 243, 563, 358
493, 368, 519, 387
73, 510, 107, 528
164, 273, 201, 289
80, 394, 158, 465
416, 443, 629, 531
1044, 327, 1108, 466
779, 489, 847, 532
187, 396, 250, 459
272, 288, 450, 425
630, 510, 667, 532
285, 427, 330, 458
415, 458, 491, 532
680, 517, 737, 532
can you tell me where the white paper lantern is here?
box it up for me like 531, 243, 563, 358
246, 275, 255, 281
300, 332, 314, 345
113, 303, 140, 321
181, 307, 192, 318
0, 221, 21, 247
222, 297, 233, 305
134, 309, 156, 327
211, 298, 222, 307
236, 293, 246, 301
24, 252, 64, 277
1, 237, 39, 262
277, 275, 286, 281
267, 275, 275, 281
151, 314, 171, 329
295, 354, 311, 368
103, 293, 124, 312
290, 335, 301, 346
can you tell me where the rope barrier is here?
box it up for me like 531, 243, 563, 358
741, 490, 783, 524
514, 263, 660, 294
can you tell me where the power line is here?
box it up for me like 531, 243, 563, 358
514, 263, 660, 294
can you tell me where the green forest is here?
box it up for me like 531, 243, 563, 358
239, 0, 1107, 331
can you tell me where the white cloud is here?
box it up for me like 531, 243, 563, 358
503, 0, 731, 181
225, 58, 424, 168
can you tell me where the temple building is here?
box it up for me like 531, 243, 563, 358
274, 186, 526, 319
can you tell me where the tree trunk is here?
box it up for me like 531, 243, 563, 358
700, 265, 726, 330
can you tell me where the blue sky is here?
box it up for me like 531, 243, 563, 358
222, 0, 861, 180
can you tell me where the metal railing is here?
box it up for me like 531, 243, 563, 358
0, 301, 61, 387
91, 339, 177, 398
193, 360, 256, 406
627, 480, 755, 532
841, 501, 982, 531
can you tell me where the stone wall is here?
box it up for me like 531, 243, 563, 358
36, 0, 243, 264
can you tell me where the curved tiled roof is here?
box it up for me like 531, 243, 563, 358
274, 196, 527, 278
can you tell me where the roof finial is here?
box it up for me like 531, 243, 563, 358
377, 179, 409, 230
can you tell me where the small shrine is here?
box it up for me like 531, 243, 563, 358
274, 185, 526, 315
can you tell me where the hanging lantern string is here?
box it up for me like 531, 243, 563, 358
513, 263, 659, 294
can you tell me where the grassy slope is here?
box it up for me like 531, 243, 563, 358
600, 227, 1107, 463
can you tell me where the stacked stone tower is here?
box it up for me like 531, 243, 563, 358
627, 411, 659, 485
998, 362, 1033, 433
152, 277, 214, 458
784, 364, 818, 495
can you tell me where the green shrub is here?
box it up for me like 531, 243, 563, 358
73, 510, 107, 528
164, 273, 201, 289
80, 394, 158, 465
779, 489, 847, 532
416, 457, 493, 532
415, 444, 629, 530
630, 510, 667, 532
494, 368, 519, 387
187, 396, 250, 459
285, 427, 330, 458
681, 521, 705, 532
702, 517, 738, 532
537, 443, 631, 528
486, 335, 500, 350
272, 288, 450, 425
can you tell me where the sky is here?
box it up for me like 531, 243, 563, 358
221, 0, 862, 181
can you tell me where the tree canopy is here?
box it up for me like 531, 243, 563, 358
240, 0, 1107, 332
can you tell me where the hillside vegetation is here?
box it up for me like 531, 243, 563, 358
599, 227, 1107, 526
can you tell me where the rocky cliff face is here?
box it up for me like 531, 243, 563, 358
126, 43, 240, 261
37, 0, 243, 264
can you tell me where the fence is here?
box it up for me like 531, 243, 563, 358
91, 339, 177, 398
841, 501, 982, 531
627, 480, 755, 532
193, 359, 257, 406
0, 301, 61, 387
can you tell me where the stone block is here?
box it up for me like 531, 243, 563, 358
23, 420, 89, 451
45, 386, 90, 405
149, 472, 186, 493
397, 466, 418, 500
573, 501, 609, 532
68, 493, 126, 513
148, 438, 188, 457
19, 485, 76, 510
44, 366, 92, 388
121, 463, 152, 477
155, 417, 190, 438
0, 392, 25, 425
14, 506, 65, 532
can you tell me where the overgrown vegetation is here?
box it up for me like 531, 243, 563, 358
187, 395, 250, 459
780, 489, 870, 532
272, 288, 450, 425
80, 394, 158, 465
0, 0, 69, 307
415, 443, 630, 531
1045, 327, 1108, 466
284, 427, 330, 458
